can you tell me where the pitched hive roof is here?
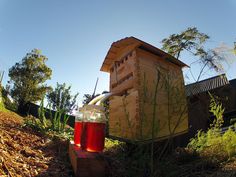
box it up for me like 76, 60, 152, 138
100, 37, 188, 73
185, 74, 229, 96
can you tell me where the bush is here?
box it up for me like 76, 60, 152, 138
188, 126, 236, 159
1, 86, 17, 112
24, 115, 74, 140
222, 127, 236, 157
188, 93, 236, 159
24, 95, 73, 140
0, 87, 6, 112
0, 100, 5, 111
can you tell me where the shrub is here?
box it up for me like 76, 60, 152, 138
0, 99, 5, 111
24, 95, 73, 140
222, 127, 236, 158
1, 85, 17, 112
188, 93, 236, 159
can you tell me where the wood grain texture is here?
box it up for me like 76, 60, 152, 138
108, 47, 188, 142
69, 141, 108, 177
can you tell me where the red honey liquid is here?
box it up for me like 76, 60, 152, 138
74, 121, 83, 147
85, 122, 106, 152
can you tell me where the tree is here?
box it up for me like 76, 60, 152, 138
8, 49, 52, 114
83, 93, 99, 105
47, 82, 79, 114
161, 27, 209, 59
161, 27, 229, 82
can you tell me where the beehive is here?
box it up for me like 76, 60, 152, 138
100, 37, 188, 142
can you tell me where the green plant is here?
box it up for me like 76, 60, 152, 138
156, 67, 188, 160
0, 85, 17, 111
209, 92, 224, 129
47, 82, 78, 114
46, 82, 77, 132
0, 99, 5, 111
24, 97, 50, 132
46, 126, 74, 141
150, 68, 161, 176
104, 138, 124, 151
8, 49, 52, 114
188, 93, 236, 159
48, 103, 71, 132
161, 27, 231, 82
24, 115, 48, 132
24, 95, 72, 139
222, 127, 236, 158
187, 130, 207, 152
38, 96, 47, 129
0, 85, 5, 111
230, 117, 236, 124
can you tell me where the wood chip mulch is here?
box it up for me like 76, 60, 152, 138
0, 111, 74, 177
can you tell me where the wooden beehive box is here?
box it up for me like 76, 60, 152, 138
101, 37, 189, 142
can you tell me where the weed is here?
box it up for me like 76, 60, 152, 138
188, 93, 236, 159
24, 95, 73, 140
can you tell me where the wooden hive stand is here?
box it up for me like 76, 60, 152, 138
69, 141, 108, 177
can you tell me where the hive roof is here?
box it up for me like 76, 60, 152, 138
100, 36, 188, 72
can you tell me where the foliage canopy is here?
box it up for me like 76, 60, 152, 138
8, 49, 52, 113
47, 82, 78, 114
161, 27, 229, 81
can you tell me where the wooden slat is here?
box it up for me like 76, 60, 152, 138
137, 48, 188, 140
108, 47, 188, 142
69, 141, 108, 177
109, 89, 139, 140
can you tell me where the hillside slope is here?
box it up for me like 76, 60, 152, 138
0, 111, 73, 177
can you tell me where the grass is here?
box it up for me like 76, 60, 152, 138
23, 115, 74, 141
0, 100, 8, 112
103, 138, 236, 177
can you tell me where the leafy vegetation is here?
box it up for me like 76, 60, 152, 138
161, 27, 209, 60
47, 82, 78, 114
0, 98, 5, 111
188, 93, 236, 159
161, 27, 231, 82
83, 93, 99, 105
0, 72, 5, 111
1, 27, 235, 177
46, 83, 78, 132
24, 95, 74, 140
8, 49, 52, 114
104, 85, 236, 177
0, 80, 7, 112
0, 85, 17, 111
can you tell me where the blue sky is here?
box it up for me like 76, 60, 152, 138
0, 0, 236, 104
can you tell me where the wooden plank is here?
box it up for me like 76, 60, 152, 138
109, 89, 139, 140
69, 141, 108, 177
108, 47, 188, 142
136, 50, 188, 141
110, 51, 138, 91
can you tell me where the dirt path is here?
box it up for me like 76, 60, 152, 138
0, 111, 74, 177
